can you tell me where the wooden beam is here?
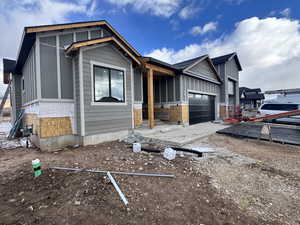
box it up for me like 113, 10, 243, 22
66, 37, 141, 65
145, 63, 175, 76
66, 37, 113, 53
26, 21, 106, 33
26, 21, 141, 57
147, 69, 155, 129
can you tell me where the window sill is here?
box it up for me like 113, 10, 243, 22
91, 102, 128, 106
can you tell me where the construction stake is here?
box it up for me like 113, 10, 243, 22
49, 167, 175, 178
107, 172, 128, 205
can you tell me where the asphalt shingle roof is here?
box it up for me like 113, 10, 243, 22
172, 55, 208, 70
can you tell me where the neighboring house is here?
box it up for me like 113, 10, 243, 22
239, 87, 265, 109
212, 53, 242, 118
2, 20, 242, 150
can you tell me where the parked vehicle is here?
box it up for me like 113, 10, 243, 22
258, 94, 300, 124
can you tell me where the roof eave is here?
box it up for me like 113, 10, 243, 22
66, 37, 141, 65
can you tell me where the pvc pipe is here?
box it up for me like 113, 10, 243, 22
49, 167, 175, 178
107, 172, 128, 205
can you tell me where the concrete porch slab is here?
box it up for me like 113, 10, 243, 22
135, 122, 228, 145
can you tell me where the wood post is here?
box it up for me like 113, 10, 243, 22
147, 69, 154, 128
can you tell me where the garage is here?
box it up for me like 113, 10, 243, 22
189, 93, 215, 125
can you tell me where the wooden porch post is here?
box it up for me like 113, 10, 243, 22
147, 68, 154, 128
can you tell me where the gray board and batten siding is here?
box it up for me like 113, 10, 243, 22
153, 75, 181, 104
214, 58, 239, 106
187, 59, 220, 83
226, 59, 239, 81
22, 45, 37, 104
81, 44, 133, 136
225, 59, 240, 105
134, 68, 143, 103
180, 60, 221, 120
38, 26, 113, 100
40, 36, 58, 99
74, 55, 81, 135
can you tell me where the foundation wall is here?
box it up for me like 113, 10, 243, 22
82, 130, 129, 146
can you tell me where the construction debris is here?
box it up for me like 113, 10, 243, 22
107, 171, 128, 205
49, 167, 175, 178
8, 109, 25, 139
217, 123, 300, 145
132, 142, 141, 153
48, 166, 175, 205
163, 147, 176, 160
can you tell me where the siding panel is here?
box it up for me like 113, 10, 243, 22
188, 59, 219, 82
22, 45, 37, 104
59, 33, 74, 99
134, 68, 142, 102
82, 44, 133, 136
40, 36, 58, 98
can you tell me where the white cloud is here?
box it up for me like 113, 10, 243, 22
280, 8, 291, 17
179, 3, 201, 19
105, 0, 182, 17
146, 17, 300, 91
190, 22, 218, 35
0, 0, 97, 96
269, 8, 291, 18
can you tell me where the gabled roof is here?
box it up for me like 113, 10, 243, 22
172, 55, 207, 70
66, 37, 141, 65
243, 92, 265, 100
2, 58, 16, 84
212, 52, 242, 71
239, 87, 263, 99
15, 20, 141, 73
172, 55, 221, 82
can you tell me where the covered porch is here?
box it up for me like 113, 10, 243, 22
135, 59, 188, 129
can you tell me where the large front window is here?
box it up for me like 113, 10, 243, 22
93, 65, 125, 103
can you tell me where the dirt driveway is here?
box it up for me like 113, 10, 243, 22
188, 134, 300, 225
0, 139, 284, 225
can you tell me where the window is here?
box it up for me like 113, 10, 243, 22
22, 77, 25, 91
228, 80, 234, 95
93, 65, 125, 103
261, 104, 299, 111
90, 29, 103, 39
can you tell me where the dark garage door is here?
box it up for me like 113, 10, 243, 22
189, 93, 215, 125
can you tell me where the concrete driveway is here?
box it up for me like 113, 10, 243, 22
135, 122, 228, 145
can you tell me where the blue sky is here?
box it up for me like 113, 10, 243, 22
1, 0, 300, 94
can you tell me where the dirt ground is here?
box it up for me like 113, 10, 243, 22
0, 138, 286, 225
190, 134, 300, 225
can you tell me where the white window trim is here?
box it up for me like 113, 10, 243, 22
90, 60, 127, 106
56, 34, 61, 99
79, 48, 85, 136
22, 76, 25, 93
